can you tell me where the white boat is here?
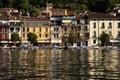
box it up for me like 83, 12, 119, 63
92, 46, 100, 49
2, 45, 9, 49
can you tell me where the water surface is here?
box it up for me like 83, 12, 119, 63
0, 49, 120, 80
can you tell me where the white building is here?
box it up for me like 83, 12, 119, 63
9, 18, 21, 43
86, 13, 120, 46
50, 16, 62, 46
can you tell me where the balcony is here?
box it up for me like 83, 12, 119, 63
108, 26, 112, 29
92, 35, 97, 38
51, 30, 60, 34
62, 23, 75, 27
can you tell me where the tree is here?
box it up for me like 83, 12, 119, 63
99, 32, 110, 46
28, 6, 40, 17
27, 32, 38, 45
68, 31, 77, 46
14, 0, 30, 10
11, 32, 19, 46
0, 0, 3, 7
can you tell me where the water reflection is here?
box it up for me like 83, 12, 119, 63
0, 49, 120, 80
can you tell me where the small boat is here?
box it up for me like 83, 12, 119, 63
2, 45, 9, 49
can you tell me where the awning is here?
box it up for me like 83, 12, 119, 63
110, 39, 120, 43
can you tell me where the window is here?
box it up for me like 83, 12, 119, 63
77, 32, 80, 38
27, 27, 29, 32
33, 27, 35, 32
54, 34, 58, 39
23, 34, 25, 38
77, 20, 80, 24
54, 34, 56, 39
56, 34, 59, 38
10, 27, 14, 32
71, 27, 73, 30
39, 27, 41, 32
39, 34, 41, 38
64, 27, 67, 31
118, 23, 120, 28
78, 26, 81, 31
93, 23, 96, 28
109, 31, 112, 36
46, 34, 48, 38
101, 23, 105, 28
16, 28, 20, 32
24, 22, 30, 26
93, 31, 96, 37
31, 22, 38, 26
54, 27, 59, 32
46, 27, 48, 32
84, 26, 88, 30
2, 34, 5, 39
23, 28, 25, 32
39, 22, 49, 26
108, 22, 112, 29
93, 40, 96, 44
117, 31, 120, 37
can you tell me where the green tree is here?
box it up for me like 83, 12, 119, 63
11, 32, 19, 46
28, 6, 40, 17
99, 32, 110, 46
0, 0, 3, 7
7, 0, 15, 8
106, 0, 117, 12
14, 0, 30, 10
68, 31, 77, 46
27, 32, 38, 45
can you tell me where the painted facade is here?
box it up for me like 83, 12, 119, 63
86, 13, 120, 46
1, 8, 120, 47
62, 15, 76, 46
0, 19, 9, 45
21, 17, 51, 46
50, 16, 62, 46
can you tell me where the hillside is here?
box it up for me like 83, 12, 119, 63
0, 0, 120, 17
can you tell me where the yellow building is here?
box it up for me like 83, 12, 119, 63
62, 15, 76, 46
21, 17, 51, 46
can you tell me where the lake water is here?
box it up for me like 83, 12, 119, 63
0, 49, 120, 80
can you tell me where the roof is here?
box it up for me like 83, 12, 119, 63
76, 12, 120, 19
21, 17, 50, 21
87, 13, 120, 19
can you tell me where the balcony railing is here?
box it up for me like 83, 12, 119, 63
51, 30, 60, 34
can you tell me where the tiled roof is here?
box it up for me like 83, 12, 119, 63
87, 13, 120, 19
21, 17, 50, 21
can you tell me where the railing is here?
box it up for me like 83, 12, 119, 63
51, 30, 60, 34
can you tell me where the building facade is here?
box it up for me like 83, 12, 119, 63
21, 17, 51, 46
50, 16, 62, 46
86, 13, 120, 46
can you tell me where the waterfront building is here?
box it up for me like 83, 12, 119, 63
50, 16, 62, 46
0, 8, 21, 46
76, 13, 89, 46
1, 7, 120, 47
62, 15, 76, 46
0, 19, 9, 46
21, 17, 51, 46
9, 17, 21, 45
85, 13, 120, 46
